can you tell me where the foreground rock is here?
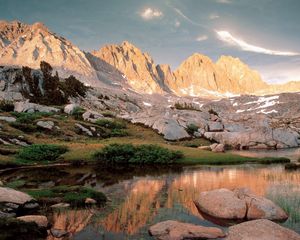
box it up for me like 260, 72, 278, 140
194, 188, 288, 221
149, 220, 225, 240
17, 215, 48, 228
0, 187, 34, 205
226, 219, 300, 240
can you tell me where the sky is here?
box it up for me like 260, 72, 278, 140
1, 0, 300, 83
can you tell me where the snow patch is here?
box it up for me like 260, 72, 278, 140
143, 101, 152, 107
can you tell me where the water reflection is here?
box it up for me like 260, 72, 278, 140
46, 209, 94, 240
93, 165, 300, 235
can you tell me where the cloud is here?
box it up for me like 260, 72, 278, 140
209, 14, 220, 20
216, 0, 232, 4
216, 30, 300, 56
171, 7, 206, 28
196, 35, 208, 42
175, 20, 181, 28
140, 8, 163, 20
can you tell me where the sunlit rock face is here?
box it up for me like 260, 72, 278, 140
216, 56, 268, 94
0, 20, 98, 86
172, 53, 237, 96
91, 41, 165, 94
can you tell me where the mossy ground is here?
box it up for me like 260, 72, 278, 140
0, 111, 290, 167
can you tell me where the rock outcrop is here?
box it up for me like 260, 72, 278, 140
92, 41, 165, 94
0, 20, 98, 85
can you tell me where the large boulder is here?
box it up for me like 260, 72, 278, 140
152, 118, 190, 141
149, 220, 225, 240
0, 187, 34, 205
14, 101, 59, 113
17, 215, 48, 228
194, 188, 247, 220
234, 188, 288, 221
225, 219, 300, 240
194, 188, 288, 221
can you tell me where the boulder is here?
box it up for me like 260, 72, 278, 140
50, 203, 70, 209
14, 101, 59, 113
194, 188, 288, 221
149, 220, 225, 240
85, 198, 97, 204
225, 219, 300, 240
82, 110, 104, 123
0, 187, 34, 205
0, 116, 16, 123
75, 123, 93, 137
208, 121, 223, 132
36, 120, 55, 130
211, 143, 225, 152
194, 188, 247, 220
64, 103, 79, 114
234, 188, 288, 221
17, 215, 48, 228
50, 229, 69, 238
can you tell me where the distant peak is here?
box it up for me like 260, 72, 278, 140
31, 21, 49, 32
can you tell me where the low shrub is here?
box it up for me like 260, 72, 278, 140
101, 111, 115, 118
0, 100, 14, 112
71, 107, 85, 120
95, 119, 126, 130
16, 144, 68, 164
11, 112, 53, 124
110, 129, 129, 137
93, 143, 183, 165
186, 124, 199, 135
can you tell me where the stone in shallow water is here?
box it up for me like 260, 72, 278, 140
149, 220, 225, 240
194, 188, 288, 221
225, 219, 300, 240
50, 228, 69, 238
17, 215, 48, 228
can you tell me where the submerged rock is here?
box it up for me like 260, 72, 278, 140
50, 228, 69, 238
149, 220, 225, 240
225, 219, 300, 240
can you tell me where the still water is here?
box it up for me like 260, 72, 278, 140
2, 164, 300, 239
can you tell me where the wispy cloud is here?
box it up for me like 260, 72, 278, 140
140, 8, 163, 20
196, 35, 208, 42
209, 14, 220, 20
216, 0, 232, 4
216, 30, 300, 56
171, 7, 206, 28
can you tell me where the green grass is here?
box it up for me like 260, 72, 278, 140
267, 184, 300, 230
26, 185, 106, 206
5, 180, 26, 189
